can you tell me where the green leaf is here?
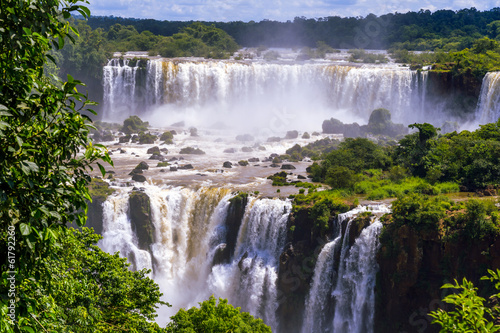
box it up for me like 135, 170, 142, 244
97, 162, 106, 177
20, 223, 31, 236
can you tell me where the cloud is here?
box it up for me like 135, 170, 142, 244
86, 0, 500, 22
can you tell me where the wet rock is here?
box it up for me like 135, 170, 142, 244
241, 147, 253, 152
236, 134, 255, 141
129, 169, 143, 176
149, 153, 164, 161
224, 148, 237, 153
212, 244, 230, 266
267, 136, 281, 142
168, 157, 178, 162
248, 157, 260, 162
147, 146, 160, 154
285, 130, 299, 139
119, 135, 131, 143
160, 148, 169, 153
170, 166, 178, 171
298, 174, 307, 179
281, 164, 296, 170
223, 161, 233, 168
129, 191, 154, 251
132, 174, 147, 182
270, 163, 280, 167
179, 164, 194, 170
135, 161, 149, 170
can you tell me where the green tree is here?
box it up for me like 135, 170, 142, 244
0, 0, 116, 331
429, 269, 500, 332
166, 296, 271, 333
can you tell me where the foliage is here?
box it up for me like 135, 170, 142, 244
395, 119, 500, 189
0, 1, 116, 330
429, 269, 500, 332
165, 295, 271, 333
349, 49, 388, 63
151, 22, 239, 59
17, 227, 168, 332
121, 115, 149, 134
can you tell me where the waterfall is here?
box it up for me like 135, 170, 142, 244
208, 197, 292, 331
99, 186, 291, 331
302, 204, 391, 333
102, 59, 429, 129
476, 71, 500, 124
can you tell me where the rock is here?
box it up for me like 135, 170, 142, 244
223, 161, 233, 168
132, 174, 147, 182
160, 148, 169, 153
238, 160, 249, 166
298, 174, 307, 179
285, 130, 299, 139
168, 157, 178, 162
171, 121, 185, 127
236, 134, 255, 141
270, 163, 280, 167
147, 146, 160, 154
129, 169, 143, 176
302, 132, 310, 139
120, 149, 127, 154
241, 147, 253, 152
179, 147, 205, 154
135, 161, 149, 170
179, 164, 194, 170
212, 243, 230, 266
119, 135, 131, 143
170, 166, 178, 171
270, 153, 279, 158
248, 157, 260, 162
267, 136, 281, 142
149, 153, 165, 161
128, 191, 154, 250
160, 169, 166, 172
224, 148, 237, 153
281, 164, 296, 170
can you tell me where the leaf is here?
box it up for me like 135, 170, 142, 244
20, 223, 31, 236
97, 162, 106, 177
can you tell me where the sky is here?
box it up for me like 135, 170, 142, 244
86, 0, 500, 22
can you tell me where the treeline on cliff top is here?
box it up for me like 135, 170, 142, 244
85, 8, 500, 50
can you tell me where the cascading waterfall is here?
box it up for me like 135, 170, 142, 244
476, 71, 500, 124
100, 190, 153, 273
99, 186, 291, 331
102, 59, 430, 128
302, 204, 391, 333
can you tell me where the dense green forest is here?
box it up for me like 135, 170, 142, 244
85, 8, 500, 49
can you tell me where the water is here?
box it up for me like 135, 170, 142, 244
302, 204, 391, 333
99, 186, 291, 331
476, 71, 500, 124
102, 59, 430, 131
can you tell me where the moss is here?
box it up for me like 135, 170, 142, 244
179, 147, 206, 154
156, 162, 169, 167
87, 178, 115, 202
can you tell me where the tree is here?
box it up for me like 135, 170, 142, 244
429, 269, 500, 332
0, 0, 113, 330
166, 296, 271, 333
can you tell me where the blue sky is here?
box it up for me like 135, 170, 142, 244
87, 0, 500, 22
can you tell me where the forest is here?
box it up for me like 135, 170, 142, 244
2, 1, 500, 332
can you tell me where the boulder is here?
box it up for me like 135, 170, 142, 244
135, 161, 149, 170
241, 147, 253, 152
132, 174, 147, 182
179, 164, 194, 170
248, 157, 260, 162
281, 164, 296, 170
223, 161, 233, 168
285, 130, 299, 139
146, 146, 160, 154
238, 160, 249, 166
170, 166, 178, 171
224, 148, 237, 153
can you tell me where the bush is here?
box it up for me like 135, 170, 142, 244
121, 115, 149, 134
138, 132, 157, 144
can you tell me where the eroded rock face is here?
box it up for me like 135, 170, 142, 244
129, 191, 154, 251
376, 221, 500, 333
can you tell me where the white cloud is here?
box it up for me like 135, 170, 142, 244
86, 0, 500, 21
